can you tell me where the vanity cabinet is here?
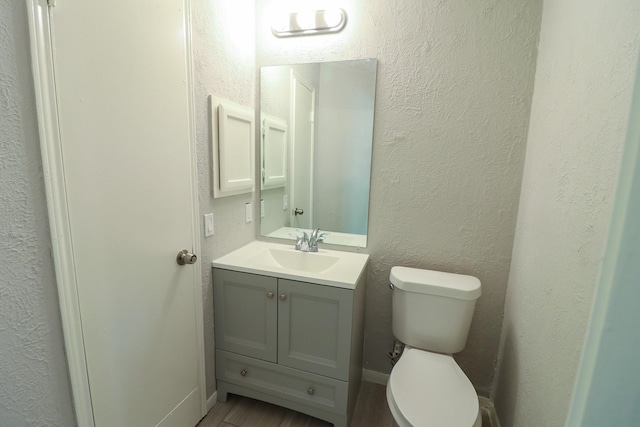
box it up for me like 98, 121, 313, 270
213, 270, 278, 362
213, 268, 366, 427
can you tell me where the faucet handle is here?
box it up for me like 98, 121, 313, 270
316, 232, 330, 243
290, 230, 309, 250
295, 229, 309, 240
307, 230, 329, 252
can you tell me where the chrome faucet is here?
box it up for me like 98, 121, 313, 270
290, 228, 329, 252
308, 228, 329, 252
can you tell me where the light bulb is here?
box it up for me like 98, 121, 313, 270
295, 11, 316, 31
323, 9, 343, 28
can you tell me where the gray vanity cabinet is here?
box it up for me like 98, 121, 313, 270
277, 278, 353, 380
213, 269, 278, 362
213, 268, 366, 427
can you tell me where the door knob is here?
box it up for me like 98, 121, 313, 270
176, 249, 197, 265
293, 208, 304, 216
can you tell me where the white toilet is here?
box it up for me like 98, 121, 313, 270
386, 266, 482, 427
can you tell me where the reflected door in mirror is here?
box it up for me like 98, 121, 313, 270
291, 73, 315, 229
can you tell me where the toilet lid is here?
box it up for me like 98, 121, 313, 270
388, 349, 479, 426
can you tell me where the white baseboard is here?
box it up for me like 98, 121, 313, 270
206, 391, 218, 412
362, 369, 390, 385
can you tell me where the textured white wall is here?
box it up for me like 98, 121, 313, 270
257, 0, 542, 395
0, 1, 75, 426
190, 0, 257, 399
493, 0, 640, 425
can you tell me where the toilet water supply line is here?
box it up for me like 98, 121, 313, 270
388, 340, 404, 366
387, 281, 405, 366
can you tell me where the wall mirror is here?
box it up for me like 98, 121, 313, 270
259, 59, 377, 248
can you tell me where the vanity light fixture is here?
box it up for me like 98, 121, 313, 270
271, 8, 347, 37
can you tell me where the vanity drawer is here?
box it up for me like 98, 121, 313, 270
216, 350, 348, 415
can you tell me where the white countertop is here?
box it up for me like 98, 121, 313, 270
212, 241, 369, 289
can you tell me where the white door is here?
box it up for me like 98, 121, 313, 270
290, 73, 315, 229
47, 0, 203, 426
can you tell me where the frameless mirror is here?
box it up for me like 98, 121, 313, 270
259, 59, 377, 248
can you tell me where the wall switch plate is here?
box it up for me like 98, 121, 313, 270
283, 195, 288, 210
260, 199, 265, 218
204, 213, 214, 237
245, 203, 252, 223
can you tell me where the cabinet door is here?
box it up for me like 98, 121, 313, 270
213, 269, 277, 362
278, 279, 353, 381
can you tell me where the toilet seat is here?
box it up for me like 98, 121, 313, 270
387, 348, 480, 427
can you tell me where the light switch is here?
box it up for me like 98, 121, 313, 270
245, 203, 252, 223
260, 199, 265, 218
283, 195, 288, 210
204, 213, 214, 237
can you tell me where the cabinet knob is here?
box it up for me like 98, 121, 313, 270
279, 294, 287, 301
307, 386, 315, 395
240, 369, 247, 377
267, 292, 274, 299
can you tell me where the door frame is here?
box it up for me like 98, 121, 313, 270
289, 70, 316, 228
25, 1, 206, 426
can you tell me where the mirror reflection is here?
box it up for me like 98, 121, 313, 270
260, 59, 377, 248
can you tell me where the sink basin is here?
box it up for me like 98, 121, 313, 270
256, 248, 340, 273
212, 241, 369, 289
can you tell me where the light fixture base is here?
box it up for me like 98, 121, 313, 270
271, 8, 347, 38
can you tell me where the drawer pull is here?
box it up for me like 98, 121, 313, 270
279, 294, 287, 301
307, 386, 315, 395
267, 292, 274, 299
240, 369, 247, 377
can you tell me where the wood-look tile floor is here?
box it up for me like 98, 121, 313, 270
197, 381, 398, 427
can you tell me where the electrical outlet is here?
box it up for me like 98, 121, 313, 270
260, 199, 265, 218
283, 195, 288, 210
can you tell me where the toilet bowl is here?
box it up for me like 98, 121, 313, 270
386, 266, 482, 427
386, 348, 481, 427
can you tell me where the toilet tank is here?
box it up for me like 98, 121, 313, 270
390, 266, 481, 354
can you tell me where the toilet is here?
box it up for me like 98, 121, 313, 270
386, 266, 482, 427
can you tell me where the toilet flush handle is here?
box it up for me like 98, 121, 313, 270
388, 282, 394, 290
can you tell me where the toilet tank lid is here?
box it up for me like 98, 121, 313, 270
390, 266, 481, 300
